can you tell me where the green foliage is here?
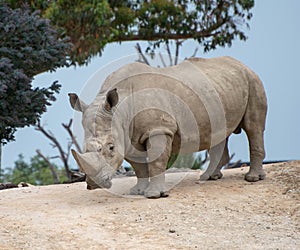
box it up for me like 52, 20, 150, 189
0, 2, 71, 77
44, 0, 114, 65
1, 154, 67, 185
0, 3, 72, 144
167, 153, 203, 170
0, 60, 61, 143
10, 0, 255, 65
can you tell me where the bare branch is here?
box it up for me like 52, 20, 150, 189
165, 42, 173, 66
158, 52, 167, 67
36, 150, 60, 184
223, 153, 239, 169
35, 121, 71, 180
201, 151, 210, 165
65, 141, 73, 163
49, 156, 60, 159
226, 159, 242, 169
48, 130, 55, 138
191, 47, 199, 58
174, 40, 183, 65
228, 153, 235, 163
135, 43, 150, 65
62, 119, 82, 153
116, 28, 223, 43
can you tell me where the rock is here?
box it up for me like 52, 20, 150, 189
0, 182, 19, 190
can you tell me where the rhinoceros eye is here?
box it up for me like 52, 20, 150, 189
108, 144, 114, 151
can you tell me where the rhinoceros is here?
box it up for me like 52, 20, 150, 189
69, 56, 267, 198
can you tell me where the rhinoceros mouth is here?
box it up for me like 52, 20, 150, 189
100, 180, 112, 189
92, 174, 112, 189
85, 176, 112, 190
81, 161, 113, 189
71, 149, 114, 189
87, 184, 99, 190
86, 177, 112, 190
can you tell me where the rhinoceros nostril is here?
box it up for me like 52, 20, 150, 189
105, 175, 112, 182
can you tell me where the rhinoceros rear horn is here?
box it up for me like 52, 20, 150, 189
71, 149, 100, 177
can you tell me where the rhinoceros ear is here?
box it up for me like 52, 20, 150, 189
68, 93, 88, 112
104, 88, 118, 112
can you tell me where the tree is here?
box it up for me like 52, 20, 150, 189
0, 118, 85, 185
10, 0, 254, 65
1, 154, 67, 185
0, 3, 71, 144
135, 41, 200, 67
35, 119, 83, 182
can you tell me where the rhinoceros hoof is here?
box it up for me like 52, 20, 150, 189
144, 188, 169, 199
199, 171, 223, 181
130, 182, 149, 195
144, 189, 161, 198
130, 187, 144, 195
145, 191, 169, 199
160, 191, 169, 198
199, 173, 210, 181
244, 172, 266, 182
130, 186, 145, 195
209, 171, 223, 180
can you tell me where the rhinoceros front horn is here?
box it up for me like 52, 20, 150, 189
71, 149, 100, 177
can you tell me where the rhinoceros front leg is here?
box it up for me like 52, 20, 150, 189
127, 161, 149, 195
144, 134, 173, 198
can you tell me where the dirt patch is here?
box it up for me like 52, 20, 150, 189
0, 162, 299, 249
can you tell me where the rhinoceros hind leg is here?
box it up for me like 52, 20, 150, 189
200, 169, 223, 181
243, 129, 266, 182
200, 138, 229, 181
244, 101, 266, 182
244, 168, 266, 182
242, 75, 267, 182
209, 170, 223, 180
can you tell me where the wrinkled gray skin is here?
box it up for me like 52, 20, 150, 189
69, 56, 267, 198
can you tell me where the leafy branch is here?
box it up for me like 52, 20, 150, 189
14, 0, 254, 65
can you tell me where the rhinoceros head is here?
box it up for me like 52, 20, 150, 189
68, 89, 123, 189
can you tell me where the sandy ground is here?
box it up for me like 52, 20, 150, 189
0, 161, 299, 250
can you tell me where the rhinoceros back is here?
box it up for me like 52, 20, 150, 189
97, 57, 251, 151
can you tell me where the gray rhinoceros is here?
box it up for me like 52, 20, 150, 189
69, 56, 267, 198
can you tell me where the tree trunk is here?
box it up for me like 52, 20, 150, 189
0, 143, 2, 181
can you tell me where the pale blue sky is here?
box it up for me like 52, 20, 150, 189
2, 0, 300, 168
